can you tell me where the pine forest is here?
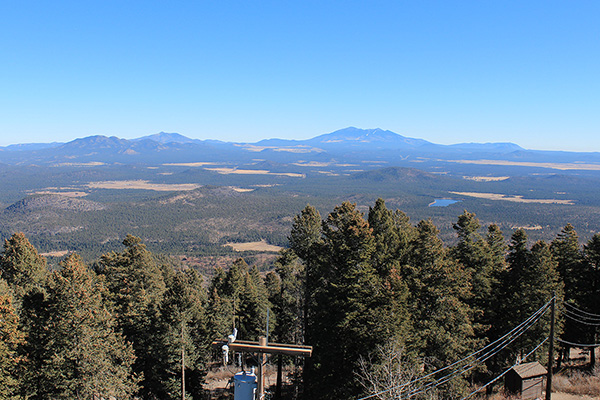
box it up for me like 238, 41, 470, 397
1, 199, 599, 399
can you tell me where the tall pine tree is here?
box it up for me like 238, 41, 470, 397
100, 235, 170, 399
0, 278, 22, 399
22, 253, 137, 399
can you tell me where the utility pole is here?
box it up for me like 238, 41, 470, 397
545, 294, 556, 400
258, 336, 267, 399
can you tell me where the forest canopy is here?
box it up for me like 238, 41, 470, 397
0, 199, 598, 399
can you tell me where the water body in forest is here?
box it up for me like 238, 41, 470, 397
429, 199, 460, 207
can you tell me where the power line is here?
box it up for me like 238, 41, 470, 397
560, 308, 600, 326
402, 306, 548, 399
357, 298, 553, 400
459, 337, 549, 400
562, 302, 600, 319
560, 304, 600, 322
557, 338, 600, 348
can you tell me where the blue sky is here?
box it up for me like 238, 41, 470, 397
1, 1, 598, 151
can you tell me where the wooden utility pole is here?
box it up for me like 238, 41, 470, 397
545, 294, 556, 400
257, 336, 267, 399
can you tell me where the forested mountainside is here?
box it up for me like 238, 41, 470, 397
1, 199, 598, 399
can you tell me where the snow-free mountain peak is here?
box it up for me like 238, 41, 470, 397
309, 127, 431, 147
133, 132, 197, 144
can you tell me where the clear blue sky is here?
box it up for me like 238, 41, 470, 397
1, 1, 598, 151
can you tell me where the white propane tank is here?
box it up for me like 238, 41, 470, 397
233, 370, 257, 400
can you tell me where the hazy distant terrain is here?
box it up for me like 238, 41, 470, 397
2, 127, 600, 265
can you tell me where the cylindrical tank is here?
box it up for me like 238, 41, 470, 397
233, 370, 257, 400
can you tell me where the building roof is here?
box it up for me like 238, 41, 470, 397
511, 361, 547, 378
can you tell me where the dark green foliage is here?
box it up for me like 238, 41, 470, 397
100, 235, 172, 399
551, 224, 585, 304
206, 267, 234, 339
451, 212, 504, 342
496, 231, 564, 369
304, 202, 383, 399
289, 204, 322, 262
207, 258, 272, 342
405, 219, 475, 396
368, 198, 415, 273
0, 232, 47, 303
581, 234, 600, 347
161, 267, 210, 398
0, 279, 22, 399
22, 253, 137, 399
269, 249, 304, 345
2, 196, 597, 399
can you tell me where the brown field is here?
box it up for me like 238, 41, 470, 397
40, 250, 70, 257
51, 162, 106, 167
86, 180, 201, 191
163, 162, 217, 167
293, 161, 332, 167
204, 168, 304, 178
448, 159, 600, 171
224, 240, 283, 252
34, 191, 88, 197
463, 176, 511, 182
511, 225, 543, 230
450, 191, 575, 205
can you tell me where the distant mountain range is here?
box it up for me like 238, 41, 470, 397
1, 127, 598, 168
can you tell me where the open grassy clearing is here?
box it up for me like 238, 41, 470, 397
204, 167, 305, 178
33, 191, 89, 197
163, 162, 218, 167
463, 176, 511, 182
225, 240, 283, 252
450, 191, 575, 204
448, 159, 600, 171
87, 180, 201, 191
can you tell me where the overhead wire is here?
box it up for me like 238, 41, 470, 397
560, 308, 600, 326
402, 302, 550, 399
357, 298, 553, 400
557, 338, 600, 348
562, 302, 600, 319
458, 337, 549, 400
560, 304, 600, 321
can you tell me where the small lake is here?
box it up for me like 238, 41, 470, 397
429, 199, 460, 207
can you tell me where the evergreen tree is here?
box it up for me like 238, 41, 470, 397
0, 278, 22, 399
239, 265, 271, 340
289, 205, 322, 262
486, 224, 507, 275
582, 234, 600, 365
206, 267, 234, 339
366, 199, 412, 342
551, 224, 585, 356
270, 249, 304, 345
551, 224, 584, 304
288, 204, 322, 349
405, 219, 475, 395
23, 253, 137, 399
161, 268, 210, 398
521, 241, 564, 360
0, 232, 47, 304
498, 232, 563, 367
100, 235, 170, 399
305, 202, 386, 399
451, 211, 500, 341
368, 198, 414, 274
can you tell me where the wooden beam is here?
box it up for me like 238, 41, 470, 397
212, 340, 313, 357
